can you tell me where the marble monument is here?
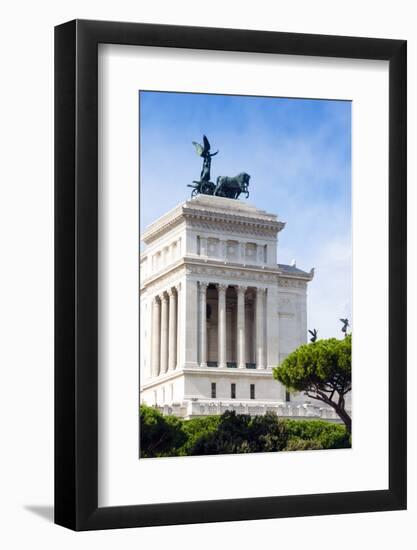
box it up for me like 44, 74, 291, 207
140, 194, 339, 420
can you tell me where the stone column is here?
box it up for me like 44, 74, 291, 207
200, 237, 207, 257
176, 282, 181, 369
218, 284, 227, 368
151, 296, 161, 378
168, 288, 177, 371
257, 244, 265, 264
237, 285, 247, 368
221, 240, 227, 262
255, 287, 266, 369
239, 242, 246, 264
266, 285, 279, 371
160, 292, 169, 374
183, 279, 199, 368
163, 247, 169, 267
199, 282, 208, 367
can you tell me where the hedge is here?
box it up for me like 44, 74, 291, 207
139, 405, 351, 458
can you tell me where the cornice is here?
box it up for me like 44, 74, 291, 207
140, 259, 185, 294
141, 198, 285, 245
142, 211, 184, 245
186, 218, 281, 238
140, 257, 312, 292
183, 208, 285, 234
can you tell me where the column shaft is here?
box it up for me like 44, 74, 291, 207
237, 286, 246, 368
239, 242, 246, 264
176, 283, 182, 369
266, 285, 279, 370
218, 284, 227, 368
257, 244, 265, 264
160, 293, 169, 374
256, 288, 266, 369
199, 283, 208, 367
151, 297, 161, 377
168, 289, 177, 370
200, 237, 207, 257
221, 240, 227, 261
184, 280, 199, 367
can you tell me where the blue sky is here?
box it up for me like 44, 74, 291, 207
140, 91, 351, 339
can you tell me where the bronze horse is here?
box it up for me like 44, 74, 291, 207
214, 172, 250, 199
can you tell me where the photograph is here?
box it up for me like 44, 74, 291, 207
139, 91, 352, 458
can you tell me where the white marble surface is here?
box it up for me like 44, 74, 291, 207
140, 195, 317, 417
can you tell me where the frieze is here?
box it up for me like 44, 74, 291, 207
187, 218, 279, 238
141, 262, 185, 295
278, 278, 307, 289
141, 261, 309, 292
186, 263, 280, 284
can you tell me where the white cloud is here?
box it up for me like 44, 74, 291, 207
306, 236, 352, 339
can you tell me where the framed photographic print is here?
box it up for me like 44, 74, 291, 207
55, 20, 406, 530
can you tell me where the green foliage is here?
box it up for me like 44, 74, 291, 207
285, 438, 323, 451
139, 405, 187, 458
283, 419, 351, 450
179, 415, 221, 456
273, 335, 351, 394
273, 335, 352, 433
140, 408, 350, 458
187, 411, 289, 456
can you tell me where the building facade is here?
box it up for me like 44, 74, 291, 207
140, 194, 338, 420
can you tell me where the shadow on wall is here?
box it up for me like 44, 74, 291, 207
24, 505, 54, 523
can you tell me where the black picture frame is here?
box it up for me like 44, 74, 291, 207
55, 19, 407, 531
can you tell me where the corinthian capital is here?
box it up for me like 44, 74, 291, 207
159, 291, 168, 302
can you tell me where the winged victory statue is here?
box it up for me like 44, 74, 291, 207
188, 135, 218, 197
188, 135, 251, 200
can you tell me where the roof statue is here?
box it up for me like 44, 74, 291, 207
191, 135, 218, 195
188, 135, 250, 200
340, 318, 350, 335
